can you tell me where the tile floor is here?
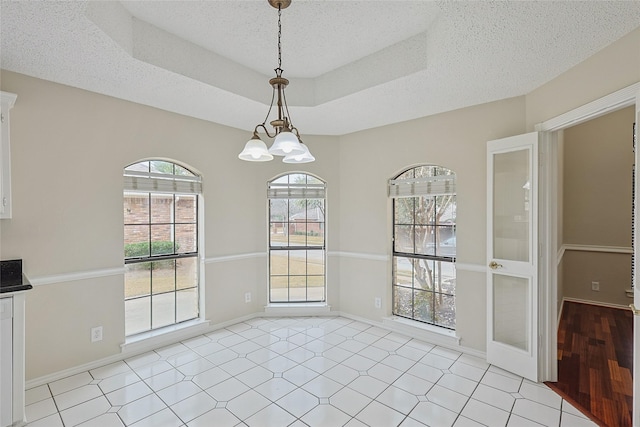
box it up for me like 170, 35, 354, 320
24, 317, 597, 427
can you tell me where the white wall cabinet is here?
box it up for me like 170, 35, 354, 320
0, 92, 17, 219
0, 294, 26, 427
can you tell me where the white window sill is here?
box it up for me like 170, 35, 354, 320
382, 316, 460, 347
264, 302, 332, 316
121, 318, 211, 354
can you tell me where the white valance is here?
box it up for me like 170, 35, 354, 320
268, 183, 325, 199
388, 174, 456, 198
124, 170, 202, 194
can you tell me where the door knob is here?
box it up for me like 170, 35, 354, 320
489, 261, 503, 270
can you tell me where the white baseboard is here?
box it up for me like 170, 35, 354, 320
26, 318, 217, 389
562, 297, 631, 311
263, 303, 334, 317
25, 307, 332, 389
26, 308, 487, 390
337, 312, 486, 360
26, 349, 136, 390
121, 319, 212, 354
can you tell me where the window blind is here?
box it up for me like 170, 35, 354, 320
388, 174, 456, 198
268, 183, 325, 199
124, 170, 202, 194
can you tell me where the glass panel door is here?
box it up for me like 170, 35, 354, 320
493, 149, 530, 262
493, 274, 529, 352
487, 132, 538, 382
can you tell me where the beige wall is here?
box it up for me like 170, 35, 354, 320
337, 97, 527, 352
562, 250, 631, 305
1, 70, 526, 377
563, 107, 634, 247
1, 20, 639, 380
0, 71, 340, 379
560, 107, 635, 306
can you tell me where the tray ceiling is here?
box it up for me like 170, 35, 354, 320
1, 1, 639, 135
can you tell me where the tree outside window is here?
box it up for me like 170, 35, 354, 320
392, 165, 456, 329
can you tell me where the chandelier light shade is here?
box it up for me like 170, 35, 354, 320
238, 0, 314, 163
283, 142, 315, 163
269, 128, 304, 156
238, 133, 274, 161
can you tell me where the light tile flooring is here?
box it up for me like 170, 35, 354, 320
24, 317, 597, 427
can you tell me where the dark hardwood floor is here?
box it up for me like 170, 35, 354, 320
546, 301, 633, 427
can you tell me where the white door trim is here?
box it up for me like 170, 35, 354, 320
534, 82, 639, 419
535, 83, 639, 132
536, 130, 559, 382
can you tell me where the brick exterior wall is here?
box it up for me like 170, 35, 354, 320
124, 194, 197, 253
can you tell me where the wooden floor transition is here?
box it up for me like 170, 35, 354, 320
546, 301, 633, 427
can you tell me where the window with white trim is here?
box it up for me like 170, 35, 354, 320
268, 173, 326, 303
123, 160, 201, 336
390, 165, 456, 329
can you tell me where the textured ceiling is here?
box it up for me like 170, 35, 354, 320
1, 1, 640, 136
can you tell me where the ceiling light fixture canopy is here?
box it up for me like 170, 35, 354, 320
238, 0, 313, 164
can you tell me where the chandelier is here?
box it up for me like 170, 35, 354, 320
238, 0, 314, 163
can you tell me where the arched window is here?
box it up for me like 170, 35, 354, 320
123, 160, 201, 336
390, 165, 456, 329
268, 173, 326, 303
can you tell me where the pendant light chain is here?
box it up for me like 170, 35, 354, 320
277, 5, 282, 74
276, 3, 293, 129
260, 4, 282, 128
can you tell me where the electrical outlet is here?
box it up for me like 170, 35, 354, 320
591, 281, 600, 292
374, 297, 381, 309
91, 326, 103, 343
245, 292, 252, 303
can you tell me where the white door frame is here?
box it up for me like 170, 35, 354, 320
535, 83, 639, 396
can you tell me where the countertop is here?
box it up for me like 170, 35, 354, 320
0, 273, 33, 294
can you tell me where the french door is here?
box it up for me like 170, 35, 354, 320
487, 132, 539, 382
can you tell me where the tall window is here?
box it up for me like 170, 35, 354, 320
269, 173, 326, 303
123, 160, 201, 336
390, 165, 456, 329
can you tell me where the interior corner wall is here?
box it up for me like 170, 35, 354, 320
0, 70, 340, 379
561, 107, 635, 306
336, 97, 527, 352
